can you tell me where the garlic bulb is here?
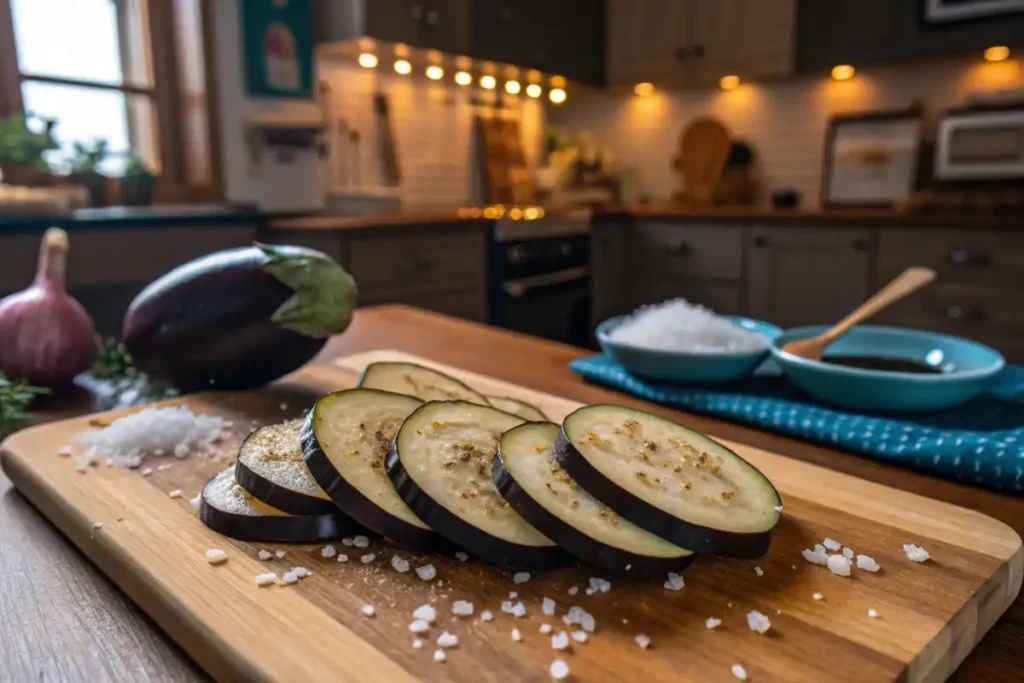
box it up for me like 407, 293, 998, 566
0, 227, 97, 386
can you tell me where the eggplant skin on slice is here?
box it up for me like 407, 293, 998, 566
123, 244, 356, 393
358, 361, 490, 405
493, 422, 694, 576
554, 405, 782, 559
199, 468, 356, 543
485, 396, 548, 421
301, 388, 450, 553
386, 400, 568, 570
234, 421, 339, 517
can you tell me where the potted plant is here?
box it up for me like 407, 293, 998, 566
70, 139, 109, 207
121, 156, 156, 206
0, 113, 58, 186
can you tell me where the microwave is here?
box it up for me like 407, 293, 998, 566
934, 108, 1024, 181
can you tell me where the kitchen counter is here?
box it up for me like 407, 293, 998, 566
1, 305, 1021, 682
0, 204, 272, 233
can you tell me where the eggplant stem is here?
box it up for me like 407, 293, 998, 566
36, 227, 69, 291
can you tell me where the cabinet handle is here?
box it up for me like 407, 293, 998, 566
410, 5, 423, 20
425, 9, 439, 26
666, 242, 693, 256
673, 47, 688, 62
852, 237, 869, 251
947, 249, 991, 268
692, 45, 705, 58
753, 235, 769, 248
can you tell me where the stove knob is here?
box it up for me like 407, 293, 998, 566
507, 245, 526, 263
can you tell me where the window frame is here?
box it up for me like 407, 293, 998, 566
0, 0, 223, 203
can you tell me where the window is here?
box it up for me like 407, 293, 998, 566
0, 0, 221, 200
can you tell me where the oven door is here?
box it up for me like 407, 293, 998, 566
924, 0, 1024, 22
496, 266, 591, 348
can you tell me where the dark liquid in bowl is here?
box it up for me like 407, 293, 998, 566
822, 355, 945, 374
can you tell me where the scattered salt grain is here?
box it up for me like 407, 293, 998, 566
168, 489, 183, 499
289, 566, 312, 579
611, 299, 770, 353
437, 632, 458, 648
158, 463, 173, 471
774, 505, 783, 513
391, 555, 410, 573
412, 639, 423, 649
409, 620, 430, 633
551, 631, 569, 650
731, 663, 748, 680
511, 628, 522, 642
509, 591, 518, 599
361, 553, 376, 564
842, 547, 854, 559
352, 535, 370, 548
868, 609, 879, 618
452, 600, 474, 617
568, 586, 579, 596
664, 572, 685, 591
279, 403, 288, 412
754, 566, 764, 577
280, 570, 300, 585
141, 467, 153, 477
813, 593, 824, 601
274, 550, 286, 559
550, 659, 570, 680
58, 445, 73, 457
501, 600, 527, 617
513, 572, 531, 584
746, 610, 771, 634
338, 554, 349, 563
321, 545, 337, 559
341, 537, 354, 546
258, 549, 273, 561
904, 544, 930, 562
542, 597, 556, 615
432, 650, 446, 663
625, 564, 632, 571
802, 544, 829, 566
585, 587, 596, 596
480, 610, 494, 622
634, 633, 651, 649
205, 548, 228, 565
827, 554, 852, 577
416, 564, 437, 581
856, 554, 881, 572
254, 572, 277, 586
589, 577, 611, 593
571, 630, 587, 643
455, 551, 469, 562
75, 405, 223, 468
361, 605, 376, 617
413, 604, 437, 623
823, 537, 841, 551
190, 494, 201, 511
705, 617, 722, 629
540, 623, 553, 634
622, 618, 628, 624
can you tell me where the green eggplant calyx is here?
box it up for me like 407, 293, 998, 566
258, 244, 358, 338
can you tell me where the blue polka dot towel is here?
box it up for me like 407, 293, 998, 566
569, 354, 1024, 494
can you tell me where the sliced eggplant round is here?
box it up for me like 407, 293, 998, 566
387, 401, 567, 570
494, 422, 694, 575
486, 396, 547, 421
554, 405, 781, 558
234, 420, 338, 516
301, 388, 448, 552
359, 361, 489, 405
199, 467, 355, 543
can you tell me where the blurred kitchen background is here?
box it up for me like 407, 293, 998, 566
1, 0, 1022, 357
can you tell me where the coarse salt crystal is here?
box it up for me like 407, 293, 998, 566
823, 537, 841, 551
452, 600, 474, 616
551, 631, 569, 650
205, 548, 227, 564
542, 597, 556, 615
746, 610, 771, 634
868, 609, 879, 618
413, 604, 437, 623
754, 566, 764, 577
856, 554, 881, 572
92, 522, 103, 530
813, 593, 824, 600
455, 551, 469, 562
802, 545, 829, 566
341, 537, 353, 546
842, 547, 854, 559
279, 403, 288, 411
568, 586, 578, 596
509, 591, 518, 599
416, 564, 437, 581
190, 494, 201, 511
411, 639, 423, 649
774, 505, 783, 513
338, 554, 349, 562
168, 489, 183, 499
610, 299, 769, 353
511, 628, 522, 642
352, 535, 370, 548
550, 659, 570, 680
173, 444, 189, 458
634, 633, 651, 649
432, 650, 446, 663
705, 617, 721, 629
437, 632, 458, 648
732, 663, 748, 680
589, 577, 611, 593
76, 406, 223, 469
361, 605, 375, 617
664, 572, 685, 591
158, 463, 173, 471
571, 630, 587, 643
391, 556, 410, 573
480, 610, 494, 622
280, 570, 300, 585
274, 550, 286, 559
409, 620, 430, 633
361, 553, 376, 564
585, 587, 596, 596
258, 549, 273, 560
513, 572, 531, 584
904, 543, 930, 562
827, 554, 852, 577
254, 572, 277, 586
321, 545, 337, 558
540, 623, 553, 634
141, 467, 153, 476
57, 445, 73, 457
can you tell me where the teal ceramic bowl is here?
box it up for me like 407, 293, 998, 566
769, 325, 1005, 412
596, 315, 782, 383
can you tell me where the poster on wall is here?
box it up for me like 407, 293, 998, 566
241, 0, 314, 100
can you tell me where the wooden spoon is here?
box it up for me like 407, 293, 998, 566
782, 266, 937, 361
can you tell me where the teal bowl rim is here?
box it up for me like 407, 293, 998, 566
596, 315, 781, 358
769, 324, 1006, 382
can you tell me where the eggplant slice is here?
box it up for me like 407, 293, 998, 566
554, 405, 781, 558
199, 467, 354, 543
234, 420, 338, 516
494, 422, 694, 575
302, 388, 448, 552
486, 396, 547, 421
359, 361, 489, 405
387, 401, 567, 570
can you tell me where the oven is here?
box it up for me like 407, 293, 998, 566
934, 107, 1024, 181
924, 0, 1024, 22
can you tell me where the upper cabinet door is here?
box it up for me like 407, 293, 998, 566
606, 0, 691, 87
689, 0, 796, 84
422, 0, 471, 55
795, 0, 911, 71
470, 1, 549, 70
365, 0, 431, 46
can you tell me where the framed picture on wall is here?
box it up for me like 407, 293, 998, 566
241, 0, 315, 100
822, 108, 923, 210
923, 0, 1024, 23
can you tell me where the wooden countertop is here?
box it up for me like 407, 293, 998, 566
2, 305, 1021, 681
268, 209, 492, 232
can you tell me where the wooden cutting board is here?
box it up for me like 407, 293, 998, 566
1, 350, 1020, 683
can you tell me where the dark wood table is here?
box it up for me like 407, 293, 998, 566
2, 306, 1021, 682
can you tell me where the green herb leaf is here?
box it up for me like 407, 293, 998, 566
258, 244, 358, 338
0, 373, 49, 439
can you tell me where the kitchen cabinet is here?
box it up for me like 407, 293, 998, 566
606, 0, 795, 88
746, 226, 871, 328
796, 0, 1024, 71
316, 0, 470, 55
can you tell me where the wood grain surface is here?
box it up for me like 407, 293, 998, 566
2, 345, 1020, 683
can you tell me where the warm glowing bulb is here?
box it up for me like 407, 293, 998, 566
394, 59, 412, 75
633, 82, 654, 97
426, 65, 444, 80
523, 206, 540, 220
505, 80, 522, 95
454, 70, 472, 86
358, 53, 378, 69
719, 75, 740, 91
549, 87, 567, 104
831, 64, 855, 81
525, 83, 542, 98
480, 75, 497, 90
984, 46, 1010, 62
509, 207, 523, 220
